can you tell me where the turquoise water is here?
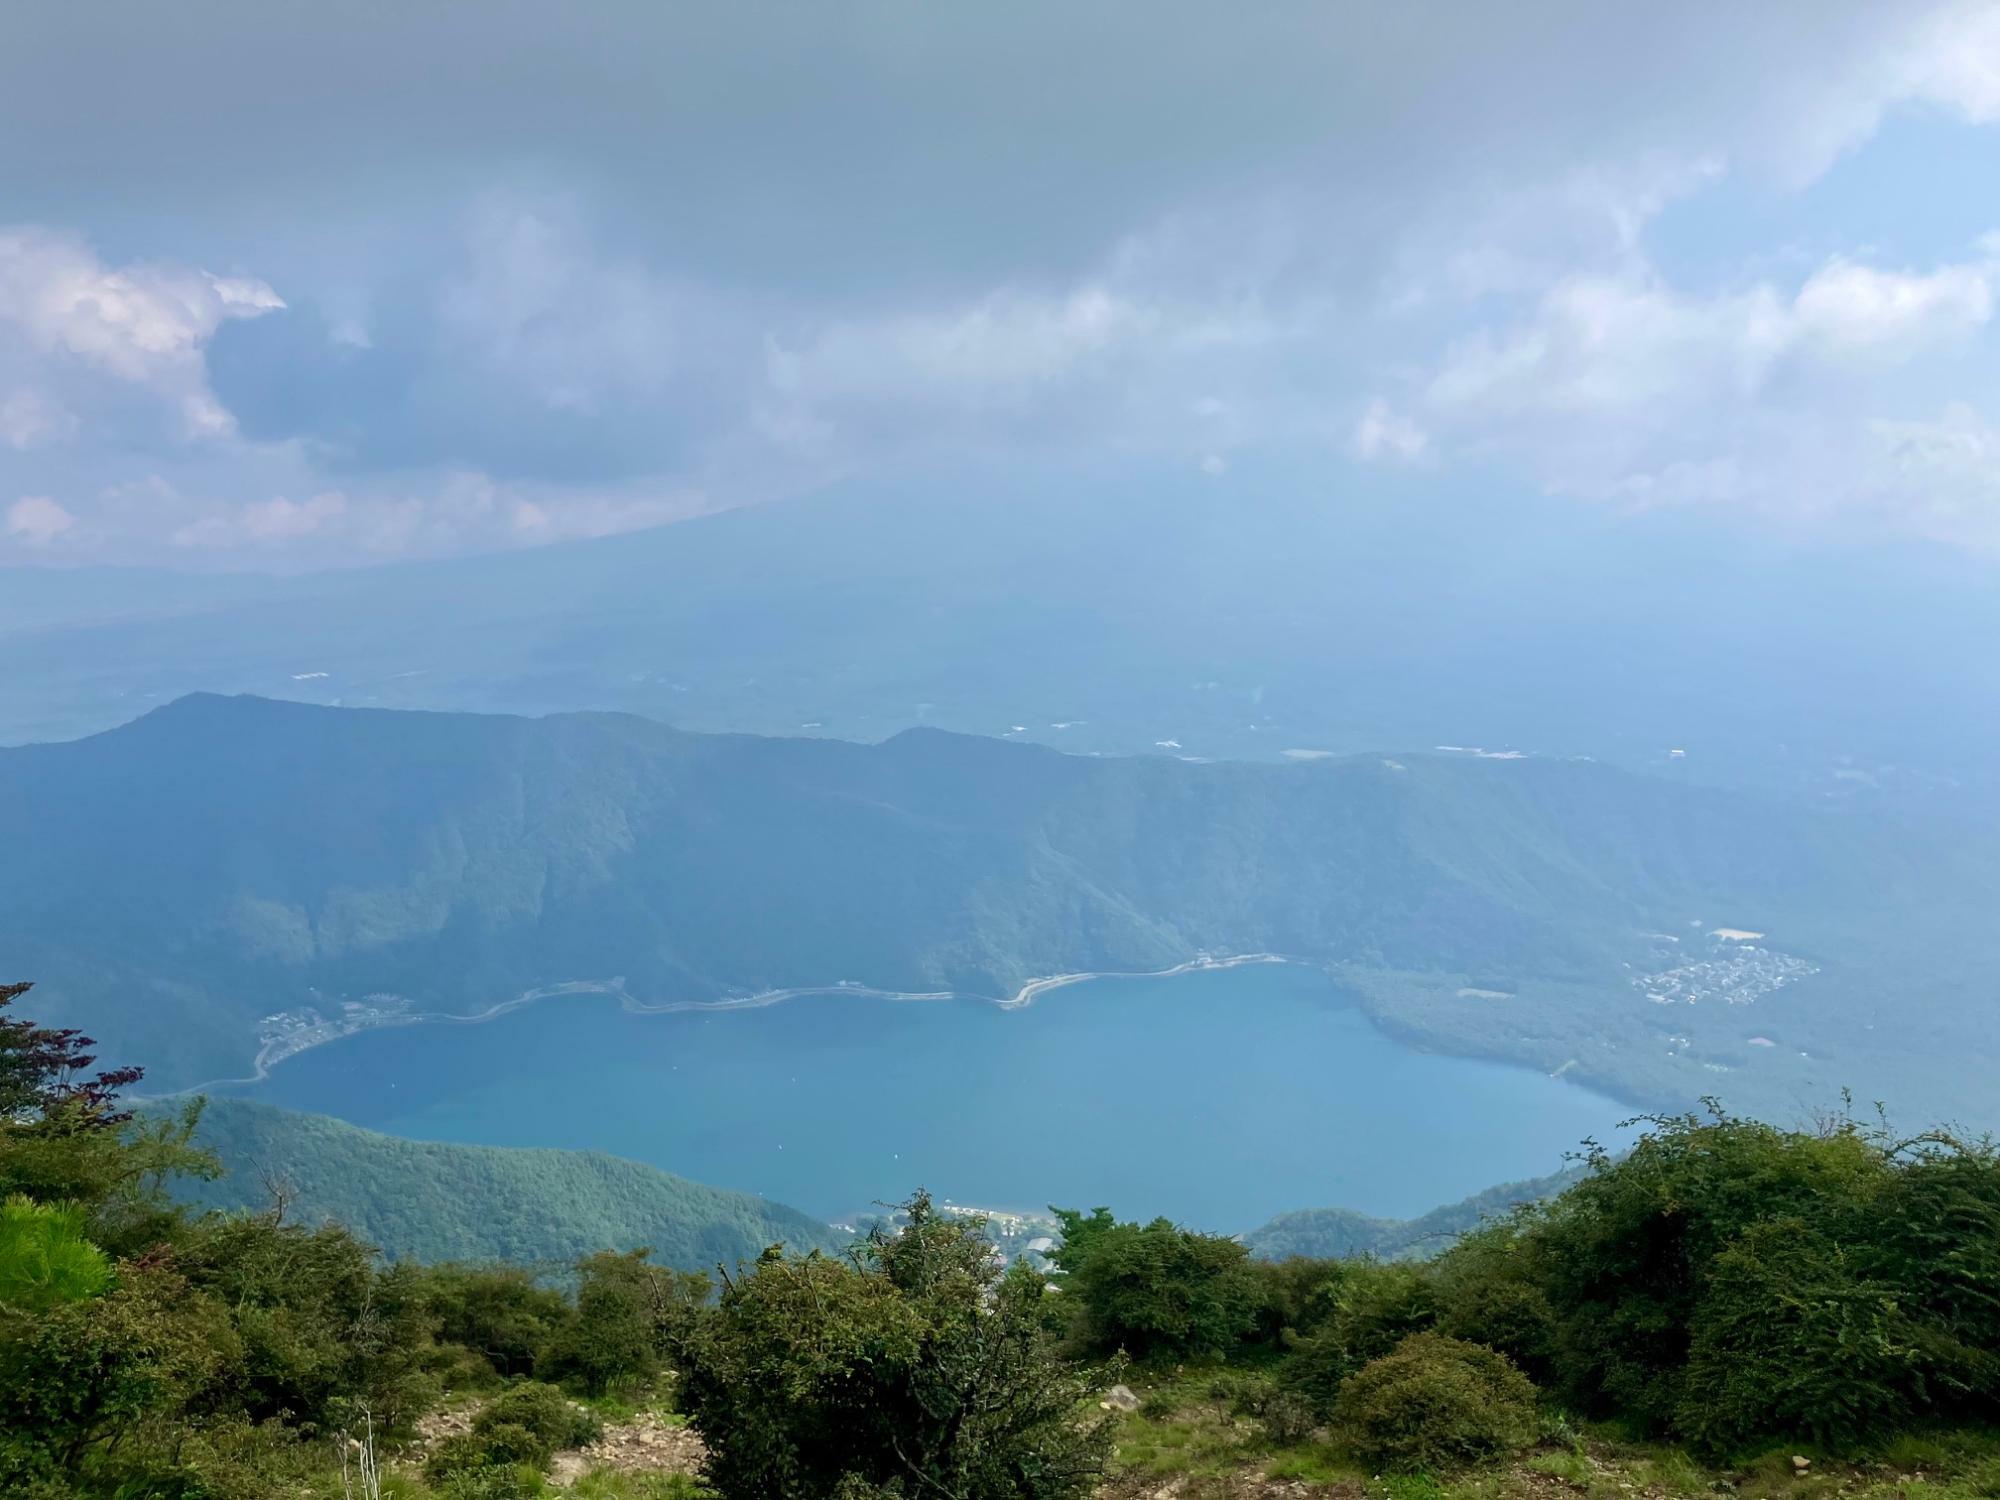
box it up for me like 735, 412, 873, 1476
237, 963, 1620, 1230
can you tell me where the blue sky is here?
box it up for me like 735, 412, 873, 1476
3, 1, 1999, 567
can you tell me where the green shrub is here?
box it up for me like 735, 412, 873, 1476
1050, 1207, 1261, 1361
0, 1262, 239, 1485
1247, 1256, 1347, 1344
1260, 1390, 1320, 1447
1276, 1259, 1441, 1419
176, 1213, 438, 1435
477, 1381, 602, 1451
1277, 1329, 1357, 1419
1427, 1107, 2000, 1450
1332, 1332, 1539, 1472
1517, 1111, 1882, 1431
425, 1383, 601, 1483
425, 1264, 571, 1380
1333, 1261, 1437, 1368
538, 1251, 705, 1396
1431, 1224, 1556, 1380
680, 1193, 1113, 1500
1678, 1218, 1930, 1455
0, 1197, 111, 1311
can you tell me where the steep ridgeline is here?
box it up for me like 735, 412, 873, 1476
4, 693, 1995, 1114
174, 1098, 845, 1267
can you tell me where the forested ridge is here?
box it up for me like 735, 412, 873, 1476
8, 693, 1997, 1123
173, 1099, 845, 1268
9, 979, 2000, 1500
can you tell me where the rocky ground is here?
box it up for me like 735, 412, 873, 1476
405, 1376, 2000, 1500
548, 1410, 708, 1487
411, 1393, 707, 1495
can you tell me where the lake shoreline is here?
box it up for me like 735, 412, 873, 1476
221, 958, 1627, 1228
155, 951, 1298, 1099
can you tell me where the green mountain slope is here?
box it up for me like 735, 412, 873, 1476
1244, 1169, 1586, 1261
175, 1098, 844, 1267
6, 693, 1995, 1117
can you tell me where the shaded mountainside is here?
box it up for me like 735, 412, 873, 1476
5, 693, 1996, 1115
1244, 1168, 1587, 1261
174, 1098, 844, 1267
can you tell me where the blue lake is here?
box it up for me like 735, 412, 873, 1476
236, 963, 1621, 1230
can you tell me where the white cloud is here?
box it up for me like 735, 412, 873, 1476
1790, 257, 1993, 359
754, 213, 1295, 474
767, 285, 1154, 414
159, 470, 706, 561
1898, 0, 2000, 124
1868, 402, 2000, 543
1354, 231, 2000, 547
5, 495, 76, 544
1438, 250, 1992, 425
9, 6, 2000, 564
1424, 275, 1784, 422
1351, 399, 1429, 462
0, 388, 76, 449
0, 227, 281, 438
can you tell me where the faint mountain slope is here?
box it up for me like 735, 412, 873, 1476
5, 469, 1997, 812
1244, 1168, 1588, 1261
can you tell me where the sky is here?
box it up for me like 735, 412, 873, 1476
3, 1, 2000, 569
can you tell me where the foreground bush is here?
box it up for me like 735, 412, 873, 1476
679, 1192, 1114, 1499
0, 1197, 111, 1311
1276, 1259, 1441, 1418
1678, 1218, 1938, 1453
1050, 1206, 1261, 1360
1332, 1332, 1539, 1472
426, 1381, 601, 1482
538, 1249, 707, 1395
427, 1263, 570, 1381
1458, 1108, 2000, 1452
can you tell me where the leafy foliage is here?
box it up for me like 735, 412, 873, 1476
426, 1263, 571, 1380
1678, 1217, 1929, 1452
0, 981, 142, 1126
1422, 1107, 2000, 1455
1050, 1206, 1261, 1361
1276, 1260, 1441, 1418
538, 1249, 706, 1396
1331, 1332, 1541, 1472
425, 1382, 602, 1482
678, 1192, 1115, 1499
0, 1197, 110, 1311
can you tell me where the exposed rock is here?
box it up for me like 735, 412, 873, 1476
549, 1410, 708, 1488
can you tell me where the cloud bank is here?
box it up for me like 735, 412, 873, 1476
3, 1, 2000, 564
